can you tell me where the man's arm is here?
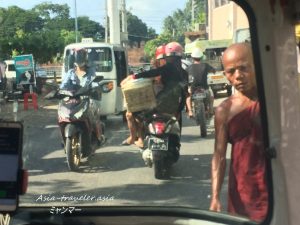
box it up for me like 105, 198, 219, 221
60, 70, 73, 89
134, 64, 167, 79
210, 103, 229, 212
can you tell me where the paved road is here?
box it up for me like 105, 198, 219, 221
0, 94, 230, 212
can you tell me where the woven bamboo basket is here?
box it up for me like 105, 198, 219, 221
122, 78, 156, 112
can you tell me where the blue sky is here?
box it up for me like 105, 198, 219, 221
0, 0, 187, 34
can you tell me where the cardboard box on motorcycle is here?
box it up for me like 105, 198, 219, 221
121, 77, 182, 115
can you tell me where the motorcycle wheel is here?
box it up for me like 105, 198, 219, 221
153, 151, 169, 180
65, 133, 82, 171
198, 102, 207, 137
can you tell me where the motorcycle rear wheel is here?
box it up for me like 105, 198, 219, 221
66, 133, 82, 171
153, 151, 169, 180
198, 102, 207, 137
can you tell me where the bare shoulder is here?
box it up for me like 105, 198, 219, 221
215, 96, 233, 117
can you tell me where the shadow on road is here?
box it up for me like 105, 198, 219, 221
22, 156, 230, 209
78, 150, 145, 173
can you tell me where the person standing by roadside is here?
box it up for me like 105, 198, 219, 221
209, 43, 268, 222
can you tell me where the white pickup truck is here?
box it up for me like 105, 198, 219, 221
207, 71, 232, 97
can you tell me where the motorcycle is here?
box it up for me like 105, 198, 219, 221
139, 112, 181, 179
191, 87, 209, 137
189, 75, 213, 137
47, 76, 105, 171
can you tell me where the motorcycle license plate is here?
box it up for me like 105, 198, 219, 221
193, 92, 206, 99
148, 138, 168, 151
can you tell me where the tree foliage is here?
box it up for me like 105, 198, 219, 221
143, 0, 207, 59
0, 3, 105, 63
126, 11, 157, 47
143, 33, 173, 61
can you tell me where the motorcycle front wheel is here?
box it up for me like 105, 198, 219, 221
66, 133, 82, 171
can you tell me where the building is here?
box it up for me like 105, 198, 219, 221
207, 0, 249, 40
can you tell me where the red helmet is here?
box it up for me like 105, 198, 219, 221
155, 45, 165, 60
165, 42, 183, 57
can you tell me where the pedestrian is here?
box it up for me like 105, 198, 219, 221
186, 48, 215, 118
209, 42, 268, 222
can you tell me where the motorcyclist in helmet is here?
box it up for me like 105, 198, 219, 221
152, 44, 166, 94
60, 48, 105, 145
121, 45, 167, 148
60, 48, 95, 89
128, 41, 188, 130
186, 48, 215, 118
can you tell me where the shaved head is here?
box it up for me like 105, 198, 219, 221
222, 43, 253, 66
222, 43, 256, 96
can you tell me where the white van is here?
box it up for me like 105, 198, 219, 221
4, 60, 16, 79
62, 41, 128, 117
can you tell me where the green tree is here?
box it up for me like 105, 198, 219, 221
76, 16, 104, 41
143, 33, 173, 60
143, 0, 207, 60
0, 3, 105, 63
127, 11, 156, 47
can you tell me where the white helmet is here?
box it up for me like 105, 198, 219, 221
191, 48, 204, 59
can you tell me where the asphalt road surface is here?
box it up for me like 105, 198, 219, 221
0, 94, 230, 212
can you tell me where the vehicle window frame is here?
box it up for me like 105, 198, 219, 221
234, 1, 274, 224
114, 50, 127, 86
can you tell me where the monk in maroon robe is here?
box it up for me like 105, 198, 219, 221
209, 43, 268, 222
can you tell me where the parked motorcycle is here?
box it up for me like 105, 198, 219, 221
140, 112, 181, 179
47, 76, 105, 171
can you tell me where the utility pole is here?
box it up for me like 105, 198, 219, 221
120, 0, 128, 47
74, 0, 78, 42
105, 0, 108, 43
192, 0, 195, 25
107, 0, 121, 45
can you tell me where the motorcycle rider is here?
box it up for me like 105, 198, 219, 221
121, 45, 167, 148
60, 48, 105, 146
128, 41, 188, 131
186, 48, 215, 118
